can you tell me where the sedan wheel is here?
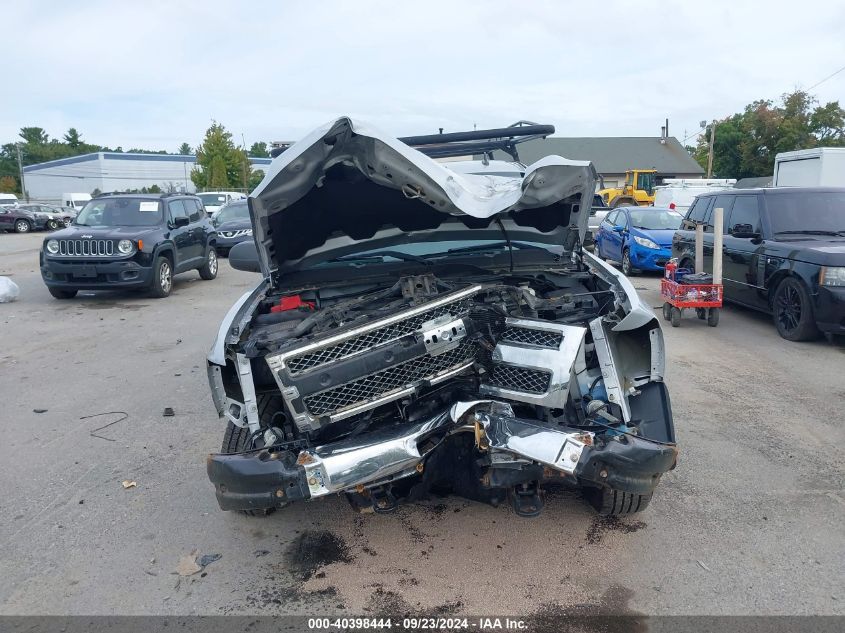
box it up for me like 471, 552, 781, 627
621, 249, 636, 276
14, 219, 31, 233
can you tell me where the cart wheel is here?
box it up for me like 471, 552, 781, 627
695, 308, 706, 320
662, 303, 672, 322
707, 308, 720, 327
671, 307, 682, 327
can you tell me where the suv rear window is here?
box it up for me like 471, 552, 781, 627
727, 196, 761, 234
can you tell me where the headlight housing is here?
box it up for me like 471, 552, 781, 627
820, 266, 845, 287
46, 239, 59, 254
117, 239, 134, 254
633, 236, 660, 250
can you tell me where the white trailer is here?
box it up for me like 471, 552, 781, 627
773, 147, 845, 187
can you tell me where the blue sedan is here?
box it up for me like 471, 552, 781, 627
595, 206, 684, 275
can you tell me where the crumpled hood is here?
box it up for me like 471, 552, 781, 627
249, 117, 596, 275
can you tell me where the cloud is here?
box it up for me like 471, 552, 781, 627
3, 0, 843, 151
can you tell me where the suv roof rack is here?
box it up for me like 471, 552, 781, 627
268, 121, 555, 162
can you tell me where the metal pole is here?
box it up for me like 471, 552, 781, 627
16, 144, 28, 202
712, 206, 724, 285
695, 224, 704, 272
706, 122, 716, 178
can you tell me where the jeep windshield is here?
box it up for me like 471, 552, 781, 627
75, 198, 163, 227
770, 192, 845, 236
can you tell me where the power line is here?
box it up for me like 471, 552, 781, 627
807, 63, 845, 91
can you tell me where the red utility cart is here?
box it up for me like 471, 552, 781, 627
660, 260, 723, 327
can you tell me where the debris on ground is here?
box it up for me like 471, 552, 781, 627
33, 408, 48, 414
121, 480, 137, 489
163, 407, 175, 417
697, 560, 711, 571
254, 549, 270, 557
84, 411, 129, 442
176, 549, 202, 576
198, 553, 221, 567
0, 277, 20, 303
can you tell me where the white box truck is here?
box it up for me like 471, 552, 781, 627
62, 193, 92, 211
773, 148, 845, 187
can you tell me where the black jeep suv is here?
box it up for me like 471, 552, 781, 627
672, 187, 845, 341
40, 193, 219, 299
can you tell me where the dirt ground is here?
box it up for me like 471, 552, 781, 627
1, 231, 843, 617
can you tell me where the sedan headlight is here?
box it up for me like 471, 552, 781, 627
820, 266, 845, 287
46, 239, 59, 254
633, 236, 660, 250
117, 239, 135, 254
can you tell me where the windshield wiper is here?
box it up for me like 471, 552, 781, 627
330, 251, 431, 265
774, 230, 845, 237
441, 241, 547, 255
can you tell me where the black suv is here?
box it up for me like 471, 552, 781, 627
40, 193, 219, 299
672, 187, 845, 341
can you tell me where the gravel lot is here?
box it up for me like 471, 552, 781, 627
1, 231, 843, 617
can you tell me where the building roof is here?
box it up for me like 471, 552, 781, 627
24, 152, 272, 173
493, 136, 705, 176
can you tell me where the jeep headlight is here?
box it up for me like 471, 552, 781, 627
633, 236, 660, 250
117, 239, 134, 254
820, 266, 845, 287
46, 239, 59, 254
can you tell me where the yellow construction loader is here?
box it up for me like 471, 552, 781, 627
598, 169, 657, 207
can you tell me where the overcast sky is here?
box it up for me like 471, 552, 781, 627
3, 0, 843, 154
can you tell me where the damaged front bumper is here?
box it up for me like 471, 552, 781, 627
207, 398, 677, 513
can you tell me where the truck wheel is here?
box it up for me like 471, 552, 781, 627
586, 487, 652, 515
48, 287, 78, 299
198, 248, 218, 280
220, 394, 286, 517
773, 277, 819, 341
149, 256, 173, 298
14, 219, 32, 233
707, 308, 720, 327
671, 306, 681, 327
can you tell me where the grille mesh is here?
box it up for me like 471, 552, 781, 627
500, 327, 563, 348
286, 299, 472, 374
57, 239, 114, 257
303, 341, 476, 416
486, 365, 551, 394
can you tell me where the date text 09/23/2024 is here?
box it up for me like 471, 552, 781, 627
307, 617, 527, 630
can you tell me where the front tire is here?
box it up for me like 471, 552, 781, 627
14, 219, 31, 233
198, 247, 218, 280
149, 256, 173, 298
772, 277, 819, 341
586, 487, 652, 515
47, 219, 61, 230
48, 287, 78, 299
621, 248, 636, 276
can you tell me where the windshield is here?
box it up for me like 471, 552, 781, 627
637, 172, 656, 195
75, 198, 163, 227
213, 201, 250, 225
199, 193, 228, 206
629, 208, 683, 230
768, 192, 845, 235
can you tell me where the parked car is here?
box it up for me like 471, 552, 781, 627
40, 193, 218, 299
197, 191, 246, 216
0, 204, 53, 233
584, 194, 609, 249
16, 204, 75, 229
672, 187, 845, 341
211, 199, 252, 256
0, 193, 19, 207
595, 206, 683, 275
205, 118, 677, 520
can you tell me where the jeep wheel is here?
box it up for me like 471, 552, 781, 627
149, 256, 173, 298
48, 287, 78, 299
621, 248, 636, 276
773, 277, 819, 341
586, 487, 652, 515
14, 219, 31, 233
198, 248, 218, 280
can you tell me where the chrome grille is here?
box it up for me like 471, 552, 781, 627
57, 239, 114, 257
286, 298, 473, 375
303, 340, 476, 417
486, 365, 551, 394
500, 327, 563, 349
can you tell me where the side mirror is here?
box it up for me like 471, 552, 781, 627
229, 240, 262, 273
612, 225, 625, 233
173, 216, 190, 228
731, 223, 759, 239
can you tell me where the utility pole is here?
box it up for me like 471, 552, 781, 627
706, 121, 716, 178
16, 143, 28, 202
241, 133, 249, 191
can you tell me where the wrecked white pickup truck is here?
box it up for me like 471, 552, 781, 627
206, 118, 677, 518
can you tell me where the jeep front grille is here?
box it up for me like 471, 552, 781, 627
486, 365, 552, 394
303, 340, 476, 417
57, 239, 114, 257
285, 298, 474, 375
500, 327, 563, 348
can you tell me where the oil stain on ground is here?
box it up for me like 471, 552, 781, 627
285, 530, 354, 581
585, 516, 646, 545
528, 585, 646, 633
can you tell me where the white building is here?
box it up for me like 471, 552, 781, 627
23, 152, 273, 204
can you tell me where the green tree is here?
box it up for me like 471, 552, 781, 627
19, 127, 49, 145
178, 142, 193, 155
248, 169, 265, 191
148, 184, 162, 193
249, 141, 269, 158
191, 121, 246, 190
64, 128, 82, 149
0, 175, 17, 193
694, 90, 845, 178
